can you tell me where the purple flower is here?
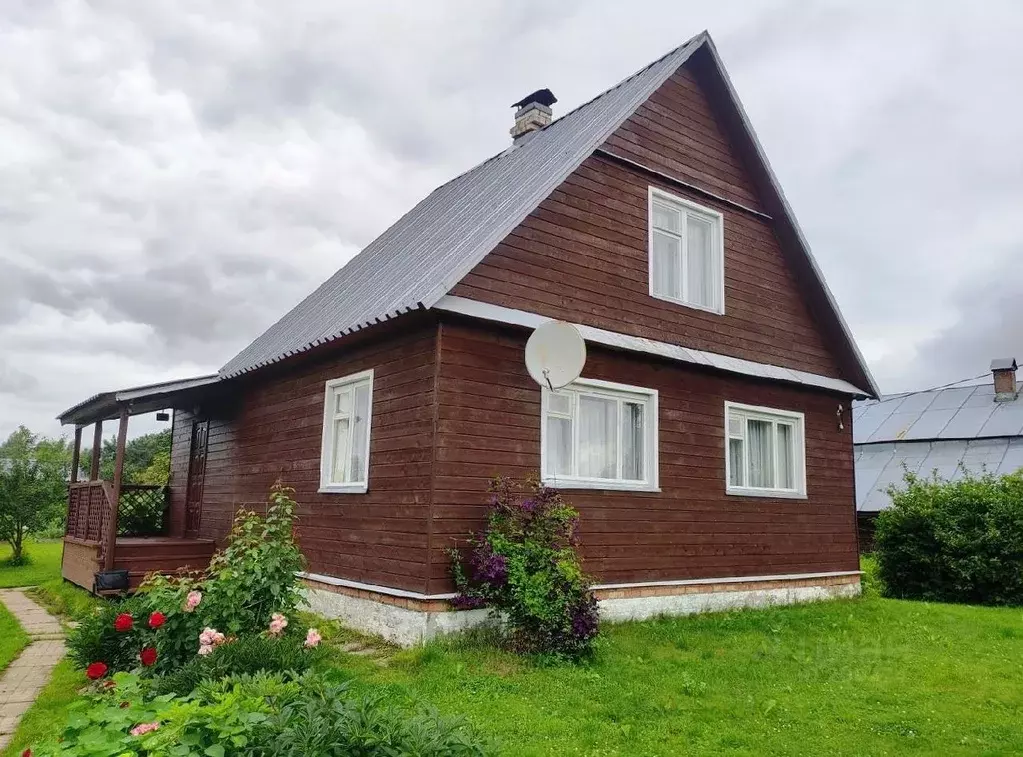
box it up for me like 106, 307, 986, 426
451, 594, 487, 610
520, 499, 537, 514
570, 597, 599, 640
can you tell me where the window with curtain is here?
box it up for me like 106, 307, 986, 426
542, 379, 658, 491
649, 187, 724, 313
725, 402, 805, 496
319, 370, 374, 493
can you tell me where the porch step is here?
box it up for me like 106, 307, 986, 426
112, 538, 217, 589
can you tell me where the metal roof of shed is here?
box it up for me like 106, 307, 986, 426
219, 32, 878, 397
853, 383, 1023, 444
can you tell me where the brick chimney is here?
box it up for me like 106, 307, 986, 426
991, 357, 1018, 402
510, 89, 557, 141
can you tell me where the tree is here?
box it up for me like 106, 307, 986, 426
0, 427, 70, 562
82, 428, 172, 485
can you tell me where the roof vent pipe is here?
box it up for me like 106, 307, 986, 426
510, 89, 557, 141
991, 357, 1018, 402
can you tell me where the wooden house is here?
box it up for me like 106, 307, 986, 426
58, 31, 878, 644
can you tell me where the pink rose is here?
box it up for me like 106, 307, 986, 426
305, 628, 322, 648
268, 613, 288, 636
130, 722, 160, 736
183, 591, 202, 612
198, 644, 213, 656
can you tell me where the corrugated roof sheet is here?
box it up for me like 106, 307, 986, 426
853, 384, 1023, 444
220, 32, 879, 398
855, 438, 1023, 511
220, 36, 707, 378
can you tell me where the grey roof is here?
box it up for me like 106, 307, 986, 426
853, 384, 1023, 444
855, 438, 1023, 511
853, 380, 1023, 510
58, 374, 220, 426
220, 32, 879, 399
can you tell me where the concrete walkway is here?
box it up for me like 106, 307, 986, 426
0, 589, 65, 749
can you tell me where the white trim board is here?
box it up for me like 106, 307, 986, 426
300, 569, 862, 601
433, 295, 869, 398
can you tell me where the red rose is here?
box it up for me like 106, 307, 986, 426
21, 750, 31, 757
86, 662, 108, 680
139, 647, 158, 667
148, 612, 166, 630
114, 613, 134, 632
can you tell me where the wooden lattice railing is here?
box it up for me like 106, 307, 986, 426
66, 481, 112, 543
117, 485, 169, 537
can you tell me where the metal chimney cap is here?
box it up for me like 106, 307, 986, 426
990, 357, 1017, 371
511, 89, 557, 109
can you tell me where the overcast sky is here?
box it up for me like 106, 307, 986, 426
2, 0, 1022, 441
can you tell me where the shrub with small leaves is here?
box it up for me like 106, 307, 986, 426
876, 469, 1023, 605
450, 476, 599, 659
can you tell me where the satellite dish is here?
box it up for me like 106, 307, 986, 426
525, 321, 586, 390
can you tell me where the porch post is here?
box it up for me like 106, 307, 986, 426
104, 407, 130, 571
70, 426, 82, 484
89, 421, 103, 481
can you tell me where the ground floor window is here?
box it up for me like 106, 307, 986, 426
319, 369, 373, 493
725, 401, 806, 497
542, 378, 658, 491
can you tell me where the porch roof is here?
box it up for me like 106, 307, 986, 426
58, 374, 221, 426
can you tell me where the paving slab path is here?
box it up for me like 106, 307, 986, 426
0, 589, 65, 749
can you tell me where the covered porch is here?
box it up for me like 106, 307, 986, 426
58, 375, 223, 593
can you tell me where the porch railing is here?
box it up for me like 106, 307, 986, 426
117, 485, 170, 537
66, 482, 170, 545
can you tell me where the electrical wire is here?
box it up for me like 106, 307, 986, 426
868, 372, 990, 405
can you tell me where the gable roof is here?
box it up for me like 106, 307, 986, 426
220, 32, 879, 398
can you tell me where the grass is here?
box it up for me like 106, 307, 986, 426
0, 540, 64, 587
0, 660, 85, 757
27, 578, 99, 624
0, 602, 30, 675
348, 593, 1023, 756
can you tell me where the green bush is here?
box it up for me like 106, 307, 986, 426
149, 634, 327, 697
29, 671, 493, 757
450, 476, 599, 659
875, 469, 1023, 605
67, 595, 157, 674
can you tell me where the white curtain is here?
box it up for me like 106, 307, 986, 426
621, 402, 645, 480
747, 419, 774, 488
687, 216, 713, 308
728, 438, 744, 487
777, 423, 794, 489
349, 383, 371, 481
652, 230, 681, 299
579, 395, 618, 479
547, 417, 573, 476
332, 415, 351, 483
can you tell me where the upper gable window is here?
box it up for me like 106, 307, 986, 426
648, 187, 724, 314
319, 369, 373, 494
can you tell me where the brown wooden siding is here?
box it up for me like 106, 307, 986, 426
428, 319, 858, 594
451, 62, 843, 379
168, 324, 439, 593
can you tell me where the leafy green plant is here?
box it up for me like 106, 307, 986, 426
0, 426, 69, 561
876, 468, 1023, 605
67, 595, 158, 674
136, 571, 208, 672
450, 476, 599, 659
203, 481, 305, 635
149, 633, 327, 697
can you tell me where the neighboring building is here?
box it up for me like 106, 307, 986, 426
57, 31, 878, 644
854, 359, 1023, 549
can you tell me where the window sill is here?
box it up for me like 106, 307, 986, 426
318, 483, 368, 495
726, 487, 806, 500
650, 293, 724, 316
543, 477, 660, 493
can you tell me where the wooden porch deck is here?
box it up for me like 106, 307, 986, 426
61, 479, 215, 593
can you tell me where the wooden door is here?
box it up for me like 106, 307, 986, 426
184, 419, 209, 538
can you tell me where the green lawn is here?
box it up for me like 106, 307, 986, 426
0, 602, 30, 675
0, 540, 64, 587
358, 596, 1023, 756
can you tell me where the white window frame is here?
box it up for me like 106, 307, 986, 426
724, 401, 806, 499
541, 377, 659, 492
648, 186, 725, 315
318, 369, 374, 494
